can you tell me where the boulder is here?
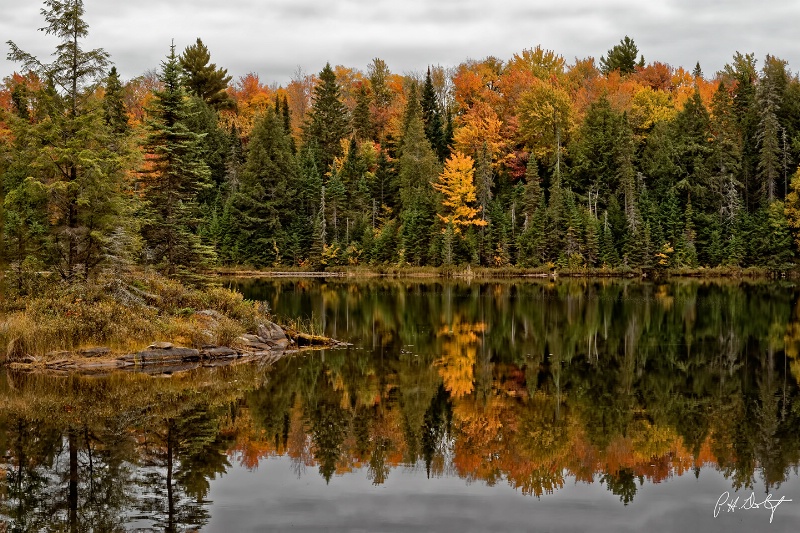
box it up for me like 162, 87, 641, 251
257, 321, 287, 342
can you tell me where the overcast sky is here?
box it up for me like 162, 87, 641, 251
2, 0, 799, 86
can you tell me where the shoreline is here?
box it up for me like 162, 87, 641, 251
211, 265, 793, 280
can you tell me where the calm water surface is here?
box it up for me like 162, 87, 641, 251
2, 278, 800, 532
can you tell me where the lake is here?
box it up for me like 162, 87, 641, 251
2, 277, 799, 532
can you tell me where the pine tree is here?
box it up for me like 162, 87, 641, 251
398, 83, 440, 264
757, 75, 781, 203
6, 0, 125, 281
352, 84, 373, 141
103, 66, 129, 136
179, 38, 234, 110
725, 53, 759, 211
280, 95, 297, 154
421, 67, 446, 160
141, 44, 213, 277
522, 155, 542, 229
600, 211, 620, 267
225, 108, 299, 266
304, 63, 350, 173
599, 36, 642, 75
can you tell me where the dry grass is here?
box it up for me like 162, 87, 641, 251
0, 269, 270, 362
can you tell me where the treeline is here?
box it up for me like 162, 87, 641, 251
4, 1, 800, 284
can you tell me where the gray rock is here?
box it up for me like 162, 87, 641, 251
202, 346, 238, 357
148, 341, 173, 349
238, 334, 263, 344
135, 347, 200, 361
79, 346, 111, 357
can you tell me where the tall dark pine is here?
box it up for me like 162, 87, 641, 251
103, 66, 129, 135
725, 53, 759, 211
421, 67, 446, 160
303, 63, 350, 173
179, 38, 234, 110
224, 108, 299, 266
142, 44, 212, 277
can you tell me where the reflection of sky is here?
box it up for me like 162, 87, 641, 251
205, 458, 800, 532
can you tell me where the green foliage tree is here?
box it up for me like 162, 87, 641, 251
5, 0, 125, 281
304, 63, 350, 173
398, 83, 440, 264
599, 36, 643, 75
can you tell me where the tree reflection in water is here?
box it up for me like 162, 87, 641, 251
1, 279, 800, 529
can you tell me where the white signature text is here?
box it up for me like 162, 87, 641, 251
714, 491, 792, 523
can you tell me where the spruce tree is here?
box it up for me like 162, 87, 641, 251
421, 67, 446, 160
141, 44, 212, 277
304, 63, 349, 173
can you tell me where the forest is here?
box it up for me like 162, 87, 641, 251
3, 1, 800, 286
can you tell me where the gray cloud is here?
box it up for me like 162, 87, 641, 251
2, 0, 799, 86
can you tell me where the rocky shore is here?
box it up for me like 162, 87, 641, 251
7, 320, 349, 376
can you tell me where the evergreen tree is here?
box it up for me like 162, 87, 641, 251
179, 38, 234, 110
710, 82, 742, 217
224, 108, 299, 266
522, 155, 542, 228
141, 44, 212, 277
757, 73, 781, 203
397, 83, 439, 264
278, 95, 297, 154
600, 211, 620, 267
475, 143, 493, 223
184, 96, 230, 195
103, 66, 129, 136
6, 0, 125, 281
398, 83, 439, 210
421, 67, 446, 160
304, 63, 349, 173
571, 95, 622, 202
673, 88, 712, 210
352, 84, 373, 141
725, 53, 759, 211
599, 36, 643, 75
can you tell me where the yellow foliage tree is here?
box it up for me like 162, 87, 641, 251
785, 169, 800, 251
433, 152, 488, 232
